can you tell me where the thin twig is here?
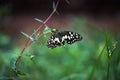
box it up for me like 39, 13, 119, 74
14, 0, 60, 75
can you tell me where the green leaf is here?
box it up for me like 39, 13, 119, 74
43, 27, 51, 34
17, 70, 26, 76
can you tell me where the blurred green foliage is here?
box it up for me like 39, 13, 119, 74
0, 17, 120, 80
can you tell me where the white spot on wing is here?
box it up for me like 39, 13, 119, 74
76, 35, 79, 38
48, 42, 50, 44
69, 32, 72, 35
71, 34, 73, 37
62, 35, 67, 42
67, 36, 71, 40
54, 38, 60, 43
51, 36, 54, 38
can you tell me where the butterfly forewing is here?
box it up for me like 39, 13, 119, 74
66, 31, 82, 44
47, 31, 82, 48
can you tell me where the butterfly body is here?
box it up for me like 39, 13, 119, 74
47, 30, 82, 48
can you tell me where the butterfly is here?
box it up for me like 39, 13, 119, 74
47, 29, 83, 48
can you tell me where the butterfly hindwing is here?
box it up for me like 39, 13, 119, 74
65, 31, 82, 44
47, 31, 82, 48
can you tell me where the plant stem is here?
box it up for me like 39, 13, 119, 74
14, 0, 60, 75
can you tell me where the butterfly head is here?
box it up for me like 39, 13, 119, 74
51, 29, 59, 34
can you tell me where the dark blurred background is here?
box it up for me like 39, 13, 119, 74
0, 0, 120, 36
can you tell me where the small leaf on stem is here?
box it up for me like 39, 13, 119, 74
53, 1, 56, 11
43, 27, 51, 34
34, 18, 49, 28
34, 18, 44, 23
53, 1, 59, 15
21, 32, 34, 42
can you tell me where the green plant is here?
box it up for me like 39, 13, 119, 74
0, 0, 120, 80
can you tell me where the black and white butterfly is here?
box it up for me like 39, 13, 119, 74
47, 30, 83, 48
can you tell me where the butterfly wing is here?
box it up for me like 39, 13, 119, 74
47, 32, 63, 48
46, 31, 82, 48
65, 31, 83, 44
